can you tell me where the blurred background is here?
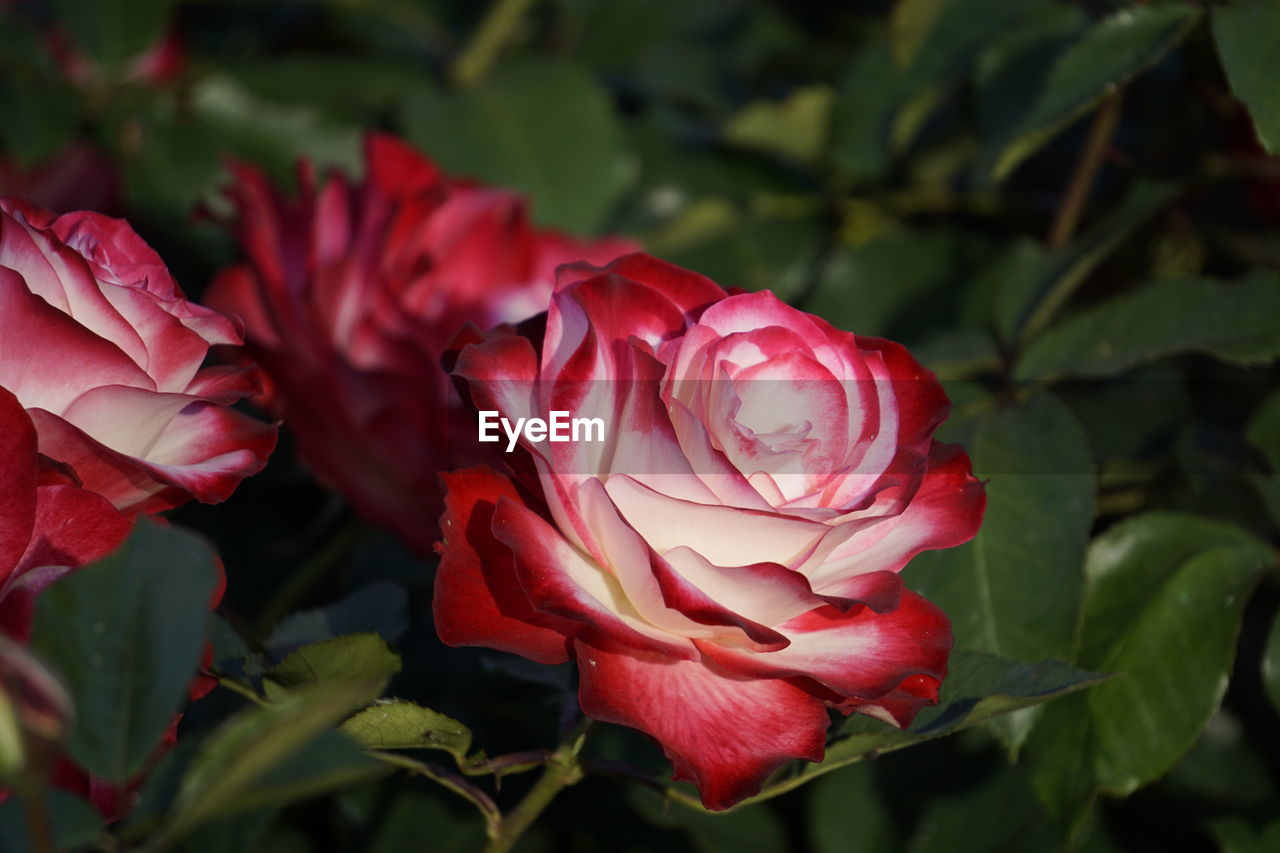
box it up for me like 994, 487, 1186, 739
2, 0, 1280, 851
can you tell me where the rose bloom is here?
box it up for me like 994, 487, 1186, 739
0, 197, 276, 515
437, 254, 985, 809
207, 134, 636, 553
0, 198, 257, 817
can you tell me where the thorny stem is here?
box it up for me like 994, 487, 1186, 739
483, 718, 591, 853
373, 751, 503, 830
451, 0, 538, 89
1046, 92, 1123, 252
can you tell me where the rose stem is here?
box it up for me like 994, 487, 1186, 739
483, 718, 591, 853
1046, 91, 1124, 252
23, 793, 56, 853
451, 0, 539, 89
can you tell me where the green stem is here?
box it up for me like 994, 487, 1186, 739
214, 673, 266, 706
1045, 92, 1123, 253
23, 793, 55, 853
450, 0, 538, 88
373, 751, 502, 832
483, 719, 590, 853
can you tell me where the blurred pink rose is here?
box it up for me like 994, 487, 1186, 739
208, 133, 637, 553
47, 26, 187, 89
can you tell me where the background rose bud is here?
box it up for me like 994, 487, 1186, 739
0, 143, 117, 218
44, 24, 187, 90
207, 133, 637, 553
438, 254, 986, 810
0, 637, 73, 790
0, 197, 276, 516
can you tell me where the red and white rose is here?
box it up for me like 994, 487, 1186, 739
207, 134, 637, 553
0, 198, 262, 817
0, 197, 276, 516
437, 254, 985, 809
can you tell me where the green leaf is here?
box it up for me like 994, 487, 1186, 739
889, 0, 950, 68
905, 394, 1095, 666
229, 56, 427, 116
369, 790, 486, 853
833, 0, 1047, 180
990, 4, 1201, 182
831, 651, 1100, 766
1026, 691, 1097, 835
30, 519, 219, 782
996, 180, 1176, 344
264, 582, 409, 651
0, 790, 102, 852
401, 60, 637, 233
164, 682, 385, 841
263, 633, 402, 700
1247, 391, 1280, 525
52, 0, 177, 70
174, 810, 275, 853
1029, 512, 1275, 827
1163, 711, 1276, 808
0, 79, 80, 170
972, 7, 1089, 152
1077, 513, 1265, 666
119, 111, 224, 219
1088, 544, 1270, 794
829, 41, 907, 182
684, 652, 1100, 813
907, 763, 1061, 853
633, 787, 786, 853
911, 652, 1108, 737
1208, 817, 1280, 853
662, 212, 821, 301
1263, 610, 1280, 716
341, 699, 471, 759
190, 73, 362, 187
902, 0, 1044, 91
1247, 390, 1280, 471
0, 18, 60, 77
1213, 0, 1280, 154
906, 394, 1095, 752
208, 615, 251, 667
1057, 363, 1188, 462
807, 230, 995, 343
809, 763, 897, 853
911, 330, 1001, 381
1016, 271, 1280, 381
722, 85, 833, 165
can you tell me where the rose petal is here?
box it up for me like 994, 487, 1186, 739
433, 468, 574, 664
603, 474, 828, 569
492, 495, 696, 660
699, 588, 951, 705
575, 635, 828, 811
808, 442, 985, 595
0, 387, 37, 579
